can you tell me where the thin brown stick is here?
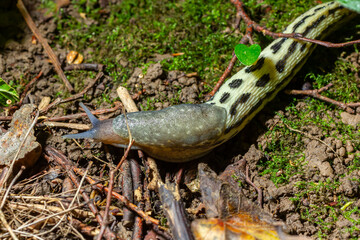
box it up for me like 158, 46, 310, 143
0, 209, 18, 240
97, 170, 115, 240
245, 164, 262, 207
16, 0, 74, 92
40, 72, 104, 113
44, 146, 116, 239
285, 83, 360, 113
73, 167, 160, 225
64, 63, 105, 72
0, 166, 25, 210
115, 140, 134, 172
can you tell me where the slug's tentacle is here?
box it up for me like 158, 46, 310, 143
63, 2, 357, 162
79, 102, 100, 126
62, 104, 124, 145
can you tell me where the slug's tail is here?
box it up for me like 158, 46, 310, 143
62, 103, 100, 140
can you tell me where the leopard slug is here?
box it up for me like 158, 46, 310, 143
63, 2, 356, 162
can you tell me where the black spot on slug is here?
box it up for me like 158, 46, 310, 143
302, 14, 326, 36
256, 73, 270, 87
245, 57, 265, 73
229, 93, 251, 116
292, 13, 315, 33
313, 5, 326, 12
275, 41, 298, 73
228, 78, 243, 88
275, 60, 285, 73
219, 92, 230, 104
328, 6, 344, 15
225, 53, 314, 135
270, 38, 287, 54
300, 43, 307, 52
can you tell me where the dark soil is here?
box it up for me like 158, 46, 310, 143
1, 0, 360, 239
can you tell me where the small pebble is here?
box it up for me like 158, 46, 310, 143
338, 147, 346, 157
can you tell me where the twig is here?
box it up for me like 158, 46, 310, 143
64, 63, 105, 72
120, 160, 135, 227
130, 159, 144, 240
40, 72, 104, 113
115, 140, 134, 172
16, 0, 73, 92
245, 164, 262, 207
285, 83, 360, 114
44, 146, 116, 239
0, 166, 25, 210
282, 121, 339, 159
73, 167, 160, 225
97, 170, 115, 240
37, 163, 92, 238
38, 122, 90, 130
0, 209, 18, 240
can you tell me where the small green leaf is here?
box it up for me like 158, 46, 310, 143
234, 44, 261, 66
0, 78, 19, 106
337, 0, 360, 13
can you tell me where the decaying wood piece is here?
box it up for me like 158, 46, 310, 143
0, 104, 41, 182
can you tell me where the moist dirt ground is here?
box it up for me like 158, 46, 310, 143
1, 0, 360, 239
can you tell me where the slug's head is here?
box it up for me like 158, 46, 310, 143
62, 103, 128, 145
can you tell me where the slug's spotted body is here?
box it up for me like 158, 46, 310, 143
207, 1, 354, 143
63, 2, 356, 162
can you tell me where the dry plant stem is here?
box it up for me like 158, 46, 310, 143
115, 140, 135, 172
245, 164, 262, 207
0, 110, 39, 193
131, 160, 144, 240
0, 166, 25, 210
0, 202, 89, 239
44, 146, 116, 239
40, 72, 104, 114
73, 167, 160, 225
44, 162, 92, 239
13, 203, 87, 233
285, 83, 360, 114
64, 63, 105, 72
0, 116, 12, 121
8, 202, 95, 219
16, 0, 73, 92
38, 122, 90, 130
120, 160, 135, 227
97, 170, 115, 240
282, 121, 339, 159
117, 86, 139, 113
0, 209, 18, 240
